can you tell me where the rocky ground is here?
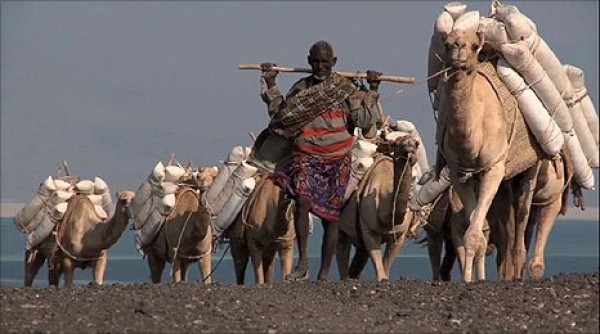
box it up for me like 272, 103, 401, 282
1, 272, 598, 333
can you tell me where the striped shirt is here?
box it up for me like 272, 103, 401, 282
262, 76, 379, 158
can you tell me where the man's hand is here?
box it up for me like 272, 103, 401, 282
261, 62, 279, 88
366, 70, 382, 91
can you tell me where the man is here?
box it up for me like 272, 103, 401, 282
260, 40, 382, 281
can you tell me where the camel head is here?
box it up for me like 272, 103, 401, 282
195, 166, 219, 191
116, 190, 135, 208
393, 135, 419, 167
442, 30, 485, 72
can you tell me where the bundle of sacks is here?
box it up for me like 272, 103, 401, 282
203, 145, 256, 238
130, 160, 207, 254
14, 176, 113, 250
419, 0, 599, 209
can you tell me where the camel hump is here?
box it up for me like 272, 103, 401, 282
169, 187, 200, 218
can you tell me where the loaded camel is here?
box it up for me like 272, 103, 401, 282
24, 190, 135, 287
225, 174, 295, 286
141, 167, 218, 284
437, 29, 574, 281
335, 135, 418, 282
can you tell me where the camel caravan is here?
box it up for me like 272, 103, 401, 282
13, 1, 598, 287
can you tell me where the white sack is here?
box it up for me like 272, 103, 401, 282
453, 10, 480, 33
565, 64, 599, 147
496, 59, 564, 156
344, 157, 374, 201
409, 166, 452, 211
428, 11, 454, 93
164, 165, 185, 183
26, 215, 55, 250
444, 2, 468, 20
135, 206, 166, 249
75, 180, 95, 195
14, 189, 51, 232
212, 176, 256, 237
94, 177, 113, 215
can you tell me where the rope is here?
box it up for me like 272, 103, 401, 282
391, 152, 412, 244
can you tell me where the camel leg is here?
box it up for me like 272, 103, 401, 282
492, 181, 513, 281
263, 243, 277, 284
198, 256, 212, 284
62, 257, 75, 288
440, 237, 456, 281
512, 165, 540, 280
383, 233, 407, 279
336, 232, 352, 280
529, 201, 561, 280
179, 261, 190, 282
455, 164, 505, 282
426, 232, 444, 281
92, 251, 108, 285
278, 242, 294, 282
348, 247, 369, 279
24, 249, 45, 287
171, 257, 183, 283
248, 240, 265, 286
147, 253, 166, 283
230, 238, 249, 285
317, 219, 338, 281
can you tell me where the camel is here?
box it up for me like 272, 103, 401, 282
437, 29, 562, 282
225, 173, 295, 286
496, 149, 573, 280
24, 190, 135, 288
335, 135, 418, 282
142, 167, 217, 284
425, 148, 573, 281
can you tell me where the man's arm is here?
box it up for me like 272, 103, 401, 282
348, 71, 382, 140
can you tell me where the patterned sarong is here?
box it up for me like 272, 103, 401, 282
272, 153, 351, 222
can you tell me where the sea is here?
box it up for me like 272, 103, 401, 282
1, 217, 598, 287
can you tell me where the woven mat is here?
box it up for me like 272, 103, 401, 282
477, 61, 544, 180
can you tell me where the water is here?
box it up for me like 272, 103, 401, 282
1, 217, 598, 287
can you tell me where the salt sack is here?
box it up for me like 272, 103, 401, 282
94, 177, 113, 215
136, 206, 166, 250
453, 10, 480, 33
344, 157, 374, 201
479, 18, 509, 52
212, 176, 256, 237
500, 43, 574, 132
26, 215, 55, 250
14, 178, 55, 232
409, 166, 452, 211
164, 165, 185, 183
207, 161, 257, 219
130, 163, 163, 229
351, 140, 378, 160
443, 2, 468, 20
496, 59, 564, 156
22, 209, 47, 234
396, 120, 430, 174
75, 180, 95, 195
501, 43, 594, 188
564, 64, 599, 147
204, 146, 247, 214
428, 11, 454, 93
494, 3, 573, 102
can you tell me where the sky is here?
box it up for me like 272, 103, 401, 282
1, 1, 598, 209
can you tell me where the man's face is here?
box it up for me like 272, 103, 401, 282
308, 48, 336, 81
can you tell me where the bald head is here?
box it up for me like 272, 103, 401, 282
309, 40, 334, 58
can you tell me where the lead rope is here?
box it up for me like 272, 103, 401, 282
391, 152, 412, 244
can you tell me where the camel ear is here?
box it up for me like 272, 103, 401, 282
476, 31, 485, 55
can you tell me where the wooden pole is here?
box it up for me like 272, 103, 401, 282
238, 64, 415, 84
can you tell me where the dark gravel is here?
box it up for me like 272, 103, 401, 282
1, 272, 598, 333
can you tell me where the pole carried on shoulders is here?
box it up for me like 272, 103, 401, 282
238, 64, 415, 84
